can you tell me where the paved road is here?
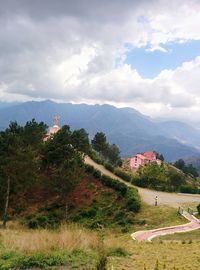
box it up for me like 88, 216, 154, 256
131, 211, 200, 241
85, 156, 200, 208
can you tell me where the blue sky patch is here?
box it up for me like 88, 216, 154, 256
124, 40, 200, 78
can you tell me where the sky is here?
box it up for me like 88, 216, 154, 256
0, 0, 200, 122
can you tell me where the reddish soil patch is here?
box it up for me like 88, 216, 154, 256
8, 174, 113, 216
66, 175, 113, 209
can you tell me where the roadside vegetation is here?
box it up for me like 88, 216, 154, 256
173, 158, 199, 178
89, 133, 200, 194
133, 162, 200, 193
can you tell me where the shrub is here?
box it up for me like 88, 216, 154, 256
85, 164, 95, 174
80, 208, 97, 218
93, 169, 102, 179
24, 213, 60, 229
89, 149, 105, 165
85, 164, 141, 214
100, 175, 127, 196
180, 184, 199, 194
96, 252, 107, 270
16, 252, 66, 269
197, 204, 200, 215
114, 211, 125, 221
121, 226, 129, 233
104, 162, 115, 173
107, 247, 128, 257
125, 189, 140, 213
137, 219, 147, 225
114, 168, 132, 182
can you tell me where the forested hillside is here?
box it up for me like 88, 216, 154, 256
0, 120, 140, 230
0, 100, 199, 161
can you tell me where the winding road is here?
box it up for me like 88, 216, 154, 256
85, 156, 200, 208
131, 211, 200, 241
85, 156, 200, 241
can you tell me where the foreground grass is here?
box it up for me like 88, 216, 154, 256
105, 204, 200, 269
105, 231, 200, 270
0, 249, 98, 270
0, 204, 198, 269
154, 229, 200, 242
0, 223, 99, 269
106, 236, 200, 270
0, 223, 98, 252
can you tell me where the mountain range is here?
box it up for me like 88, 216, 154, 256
0, 100, 200, 162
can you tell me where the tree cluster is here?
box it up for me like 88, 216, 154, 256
91, 132, 121, 166
155, 152, 165, 161
133, 162, 198, 192
0, 120, 90, 226
173, 159, 199, 178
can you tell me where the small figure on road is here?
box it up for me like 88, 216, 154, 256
155, 195, 158, 206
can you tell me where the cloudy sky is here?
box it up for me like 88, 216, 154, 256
0, 0, 200, 121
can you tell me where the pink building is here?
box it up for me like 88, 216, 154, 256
143, 151, 156, 161
129, 151, 157, 170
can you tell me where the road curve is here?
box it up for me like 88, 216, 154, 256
131, 211, 200, 241
85, 156, 200, 208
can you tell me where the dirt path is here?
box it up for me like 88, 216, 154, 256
85, 156, 200, 208
131, 211, 200, 241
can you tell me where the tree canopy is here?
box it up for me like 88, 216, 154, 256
0, 120, 90, 226
173, 159, 199, 177
91, 132, 121, 166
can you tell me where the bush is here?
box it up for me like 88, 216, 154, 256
89, 149, 105, 165
85, 164, 141, 214
114, 168, 132, 182
121, 226, 129, 233
197, 204, 200, 215
137, 219, 146, 225
24, 213, 60, 229
101, 175, 127, 195
104, 162, 115, 173
96, 252, 107, 270
180, 184, 199, 194
125, 189, 140, 213
85, 164, 95, 174
93, 169, 102, 179
80, 208, 97, 218
16, 252, 66, 269
107, 247, 128, 257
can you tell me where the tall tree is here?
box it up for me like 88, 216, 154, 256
42, 125, 84, 198
92, 132, 121, 166
105, 143, 121, 166
0, 122, 39, 227
71, 128, 90, 154
91, 132, 107, 155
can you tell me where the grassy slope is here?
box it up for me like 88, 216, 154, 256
105, 203, 200, 270
0, 224, 99, 270
17, 173, 140, 231
106, 239, 200, 270
1, 168, 199, 269
0, 203, 193, 270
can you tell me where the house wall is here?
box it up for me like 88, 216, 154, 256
130, 156, 144, 169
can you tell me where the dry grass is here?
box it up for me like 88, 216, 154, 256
106, 233, 200, 270
0, 222, 99, 253
130, 202, 186, 232
0, 203, 198, 269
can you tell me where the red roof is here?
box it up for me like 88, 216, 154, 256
143, 151, 156, 160
136, 154, 147, 160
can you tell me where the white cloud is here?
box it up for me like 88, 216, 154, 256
0, 0, 200, 121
